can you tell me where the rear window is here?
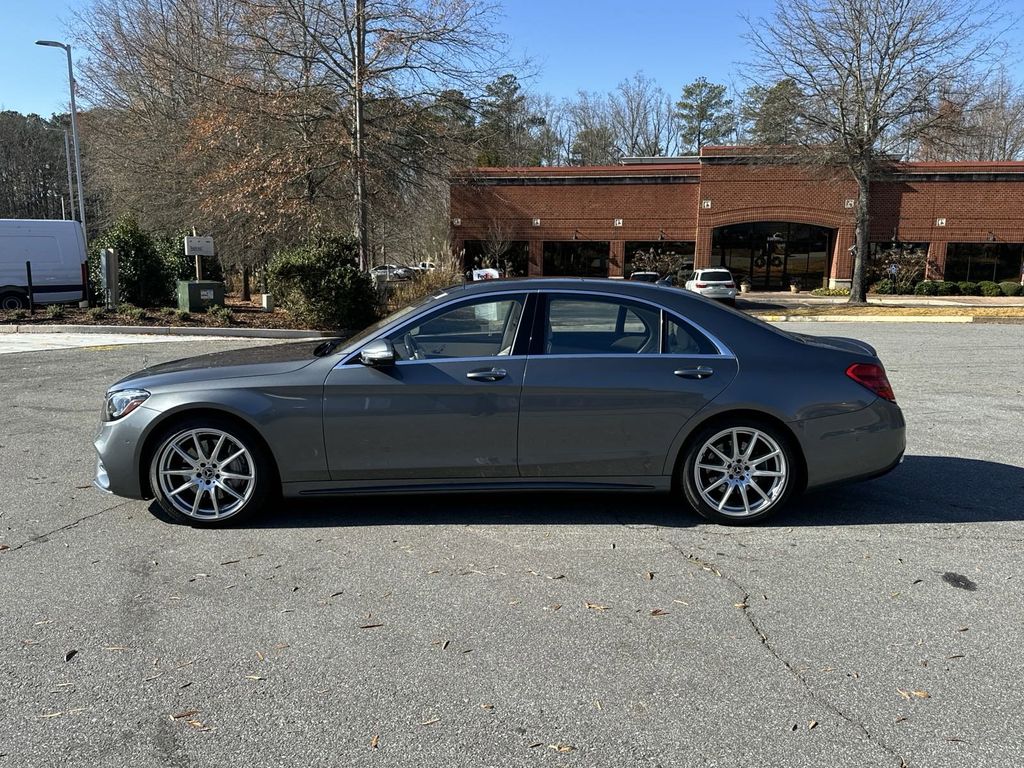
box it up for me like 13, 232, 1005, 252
699, 271, 732, 282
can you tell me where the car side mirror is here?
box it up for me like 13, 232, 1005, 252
359, 339, 396, 367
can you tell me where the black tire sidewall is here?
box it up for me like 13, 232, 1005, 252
681, 419, 798, 525
1, 292, 28, 310
148, 416, 274, 527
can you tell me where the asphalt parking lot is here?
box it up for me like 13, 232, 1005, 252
1, 322, 1022, 768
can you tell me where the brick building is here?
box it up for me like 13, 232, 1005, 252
449, 147, 1024, 289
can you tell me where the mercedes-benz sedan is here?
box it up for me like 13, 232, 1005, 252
94, 278, 905, 526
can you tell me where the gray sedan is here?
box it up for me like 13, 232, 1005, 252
94, 278, 905, 526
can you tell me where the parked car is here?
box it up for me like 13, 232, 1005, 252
628, 271, 660, 282
0, 219, 88, 309
370, 264, 409, 282
685, 268, 737, 305
94, 278, 905, 527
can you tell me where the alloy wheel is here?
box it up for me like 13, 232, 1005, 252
692, 427, 788, 518
155, 428, 256, 521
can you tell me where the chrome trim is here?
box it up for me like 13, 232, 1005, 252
337, 286, 735, 367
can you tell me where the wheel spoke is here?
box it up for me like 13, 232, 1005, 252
168, 480, 193, 498
191, 432, 207, 462
160, 469, 194, 477
221, 448, 246, 466
210, 487, 220, 516
708, 445, 731, 464
751, 449, 781, 466
717, 484, 735, 511
738, 484, 751, 515
211, 434, 226, 462
753, 470, 785, 478
171, 444, 197, 467
748, 481, 771, 503
215, 480, 245, 502
742, 433, 760, 460
704, 476, 728, 494
697, 463, 728, 473
191, 487, 205, 516
730, 429, 741, 460
219, 471, 253, 481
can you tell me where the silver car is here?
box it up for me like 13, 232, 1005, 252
94, 278, 905, 526
684, 268, 738, 304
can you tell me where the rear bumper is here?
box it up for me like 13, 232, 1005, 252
794, 399, 906, 490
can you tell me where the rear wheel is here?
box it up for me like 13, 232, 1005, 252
681, 420, 797, 524
1, 291, 28, 310
149, 417, 274, 526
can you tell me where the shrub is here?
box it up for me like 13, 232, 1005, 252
867, 244, 934, 294
118, 303, 146, 322
45, 304, 65, 319
12, 309, 28, 320
978, 281, 1002, 297
89, 215, 175, 307
809, 287, 850, 296
935, 281, 960, 296
872, 279, 896, 295
998, 281, 1022, 297
957, 281, 980, 296
913, 280, 939, 296
206, 305, 233, 324
86, 307, 107, 321
267, 235, 380, 330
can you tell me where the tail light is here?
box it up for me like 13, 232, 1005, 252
724, 282, 735, 288
695, 282, 708, 288
846, 363, 896, 402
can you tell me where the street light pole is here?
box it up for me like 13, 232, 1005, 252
35, 40, 87, 251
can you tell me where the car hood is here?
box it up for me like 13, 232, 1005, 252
788, 332, 878, 357
111, 340, 323, 390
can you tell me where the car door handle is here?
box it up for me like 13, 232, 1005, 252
674, 366, 714, 380
466, 368, 508, 381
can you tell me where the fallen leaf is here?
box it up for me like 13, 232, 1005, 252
547, 574, 565, 580
245, 675, 265, 681
897, 689, 912, 700
255, 651, 264, 662
945, 654, 965, 660
955, 626, 969, 632
650, 609, 669, 617
370, 734, 379, 749
895, 716, 908, 723
545, 604, 562, 612
330, 591, 343, 597
420, 717, 440, 726
38, 711, 63, 719
673, 599, 690, 605
548, 744, 575, 753
644, 571, 655, 580
142, 673, 163, 682
359, 624, 384, 629
273, 643, 290, 650
734, 602, 748, 609
104, 646, 131, 651
64, 649, 77, 662
529, 742, 543, 748
220, 559, 240, 565
912, 690, 930, 698
171, 710, 200, 720
808, 720, 818, 730
585, 602, 608, 612
0, 544, 9, 551
480, 703, 494, 710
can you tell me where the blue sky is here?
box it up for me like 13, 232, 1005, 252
1, 0, 1022, 116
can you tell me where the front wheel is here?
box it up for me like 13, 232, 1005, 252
681, 421, 798, 524
149, 418, 274, 526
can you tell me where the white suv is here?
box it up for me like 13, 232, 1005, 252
684, 269, 737, 305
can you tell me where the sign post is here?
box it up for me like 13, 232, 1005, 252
184, 235, 215, 280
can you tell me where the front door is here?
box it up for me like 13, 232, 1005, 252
323, 293, 530, 481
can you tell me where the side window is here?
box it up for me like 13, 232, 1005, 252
387, 295, 525, 360
545, 296, 660, 355
665, 313, 718, 355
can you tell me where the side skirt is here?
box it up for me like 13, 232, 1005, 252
282, 476, 673, 498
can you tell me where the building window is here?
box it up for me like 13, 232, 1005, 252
624, 242, 695, 279
712, 222, 833, 289
461, 240, 529, 277
944, 243, 1024, 283
542, 242, 610, 277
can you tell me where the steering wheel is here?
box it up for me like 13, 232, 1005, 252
403, 332, 422, 360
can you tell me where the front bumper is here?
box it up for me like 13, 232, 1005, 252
794, 398, 906, 490
93, 405, 162, 499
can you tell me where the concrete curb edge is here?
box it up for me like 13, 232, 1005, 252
0, 324, 331, 339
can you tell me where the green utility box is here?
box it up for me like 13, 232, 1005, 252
177, 280, 225, 312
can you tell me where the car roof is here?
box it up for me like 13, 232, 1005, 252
434, 277, 692, 300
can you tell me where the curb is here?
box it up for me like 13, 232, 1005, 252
757, 314, 976, 323
0, 324, 331, 339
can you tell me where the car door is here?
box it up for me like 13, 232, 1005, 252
323, 292, 532, 481
517, 291, 738, 478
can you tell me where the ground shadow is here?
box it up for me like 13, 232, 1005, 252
148, 455, 1024, 529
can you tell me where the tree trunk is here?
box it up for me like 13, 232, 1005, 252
241, 264, 251, 302
353, 0, 370, 272
848, 173, 871, 304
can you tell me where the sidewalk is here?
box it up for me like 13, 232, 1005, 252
738, 291, 1024, 308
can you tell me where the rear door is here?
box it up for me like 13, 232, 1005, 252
517, 291, 738, 478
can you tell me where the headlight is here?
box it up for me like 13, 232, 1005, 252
104, 389, 150, 421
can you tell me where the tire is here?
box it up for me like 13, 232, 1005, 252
1, 292, 28, 310
681, 419, 799, 524
148, 416, 276, 526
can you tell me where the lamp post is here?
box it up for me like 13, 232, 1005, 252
35, 40, 87, 250
42, 125, 76, 221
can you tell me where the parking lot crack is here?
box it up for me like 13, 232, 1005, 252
624, 524, 909, 767
3, 501, 132, 555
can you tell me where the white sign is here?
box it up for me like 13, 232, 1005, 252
935, 218, 947, 227
701, 199, 712, 209
184, 235, 215, 257
472, 268, 500, 281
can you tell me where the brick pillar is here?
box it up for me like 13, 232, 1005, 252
528, 240, 543, 276
694, 227, 713, 268
829, 226, 856, 288
609, 241, 625, 277
926, 241, 947, 280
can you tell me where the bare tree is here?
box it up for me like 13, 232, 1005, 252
610, 73, 679, 156
745, 0, 1009, 302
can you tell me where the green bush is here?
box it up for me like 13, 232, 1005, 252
978, 281, 1002, 297
118, 303, 146, 322
913, 280, 939, 296
872, 279, 896, 295
957, 281, 980, 296
935, 281, 960, 296
206, 305, 233, 324
267, 236, 380, 330
11, 309, 28, 320
86, 307, 107, 321
809, 287, 851, 296
89, 215, 175, 307
45, 304, 65, 319
998, 281, 1022, 297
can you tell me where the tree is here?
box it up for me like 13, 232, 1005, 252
0, 112, 74, 220
745, 0, 1009, 303
675, 77, 735, 152
610, 73, 679, 156
740, 80, 804, 145
476, 74, 549, 166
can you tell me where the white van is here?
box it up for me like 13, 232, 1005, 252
0, 219, 88, 309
